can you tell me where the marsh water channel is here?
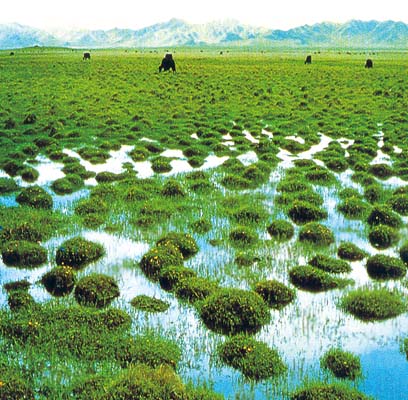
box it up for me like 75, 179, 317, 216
1, 127, 407, 399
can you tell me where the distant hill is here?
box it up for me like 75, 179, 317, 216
1, 19, 408, 49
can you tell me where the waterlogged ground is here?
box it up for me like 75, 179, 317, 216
0, 49, 408, 399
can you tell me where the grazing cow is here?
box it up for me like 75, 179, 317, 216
83, 52, 91, 60
159, 53, 176, 72
304, 55, 312, 64
365, 59, 373, 68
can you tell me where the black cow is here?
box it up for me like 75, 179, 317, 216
365, 59, 373, 68
83, 52, 91, 60
159, 53, 176, 72
304, 55, 312, 64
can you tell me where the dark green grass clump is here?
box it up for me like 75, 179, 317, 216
1, 240, 47, 268
368, 224, 399, 249
291, 382, 372, 400
366, 205, 402, 228
254, 280, 296, 309
289, 266, 352, 292
337, 197, 371, 219
340, 288, 407, 321
3, 279, 31, 292
190, 218, 212, 234
41, 265, 76, 296
0, 177, 18, 193
16, 185, 53, 209
287, 201, 327, 225
160, 179, 186, 197
298, 223, 334, 246
156, 232, 199, 260
130, 295, 170, 312
400, 241, 408, 263
388, 194, 408, 216
267, 219, 294, 241
51, 174, 83, 195
56, 237, 105, 269
174, 276, 218, 303
158, 265, 197, 291
320, 348, 362, 380
199, 288, 270, 335
0, 366, 35, 400
7, 289, 37, 312
337, 242, 368, 261
308, 254, 352, 274
218, 335, 287, 380
74, 273, 120, 308
229, 226, 258, 247
366, 254, 407, 280
139, 245, 184, 280
368, 163, 394, 179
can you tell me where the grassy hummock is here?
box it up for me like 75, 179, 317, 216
1, 240, 47, 268
366, 254, 407, 280
308, 254, 352, 273
368, 224, 399, 250
320, 348, 362, 380
199, 288, 270, 335
337, 242, 368, 261
287, 201, 328, 225
298, 223, 334, 246
218, 335, 287, 380
366, 205, 402, 228
340, 288, 407, 321
156, 232, 199, 260
254, 279, 296, 309
291, 382, 372, 400
130, 295, 170, 312
158, 265, 197, 291
267, 219, 294, 241
16, 185, 53, 209
41, 265, 76, 296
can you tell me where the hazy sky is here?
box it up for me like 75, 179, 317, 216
1, 0, 407, 30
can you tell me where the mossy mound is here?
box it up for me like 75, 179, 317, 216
254, 280, 296, 309
20, 167, 39, 183
74, 273, 120, 308
340, 288, 407, 321
0, 177, 19, 193
364, 184, 385, 203
199, 288, 270, 335
287, 201, 327, 225
400, 241, 408, 263
267, 220, 294, 241
218, 335, 287, 381
174, 276, 218, 303
56, 237, 105, 269
0, 221, 44, 244
320, 348, 362, 380
308, 254, 352, 274
304, 167, 336, 185
368, 224, 399, 250
298, 223, 334, 246
101, 364, 186, 400
337, 242, 368, 261
1, 240, 47, 268
156, 232, 199, 259
190, 218, 212, 234
229, 226, 258, 247
158, 265, 197, 291
3, 279, 31, 292
51, 174, 83, 195
140, 245, 184, 280
366, 254, 407, 280
289, 266, 352, 292
130, 295, 170, 312
41, 265, 76, 296
161, 179, 186, 197
16, 185, 53, 209
276, 179, 310, 193
388, 194, 408, 216
366, 205, 402, 228
0, 369, 35, 400
368, 163, 394, 179
151, 156, 172, 173
337, 197, 370, 219
7, 290, 37, 312
291, 382, 371, 400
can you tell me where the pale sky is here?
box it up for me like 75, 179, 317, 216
1, 0, 407, 31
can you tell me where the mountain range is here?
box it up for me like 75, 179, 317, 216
1, 19, 408, 49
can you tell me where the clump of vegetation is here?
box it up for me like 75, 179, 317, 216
291, 382, 372, 400
320, 348, 362, 380
287, 201, 327, 225
368, 163, 394, 179
267, 219, 294, 241
158, 265, 197, 291
151, 156, 172, 173
74, 273, 120, 308
161, 179, 186, 197
139, 245, 184, 280
388, 194, 408, 216
0, 177, 18, 193
368, 224, 399, 249
229, 226, 258, 247
7, 289, 37, 312
174, 276, 218, 303
366, 254, 407, 280
289, 265, 352, 292
298, 223, 334, 246
400, 241, 408, 263
51, 174, 84, 194
3, 279, 30, 292
56, 237, 105, 269
340, 288, 407, 321
130, 295, 170, 312
190, 218, 212, 234
308, 254, 351, 273
1, 240, 47, 268
156, 232, 199, 259
304, 167, 336, 185
199, 288, 270, 335
337, 242, 368, 261
254, 280, 296, 309
337, 197, 371, 219
218, 335, 287, 380
0, 366, 35, 400
367, 205, 402, 228
41, 265, 76, 296
364, 184, 385, 203
16, 185, 53, 209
